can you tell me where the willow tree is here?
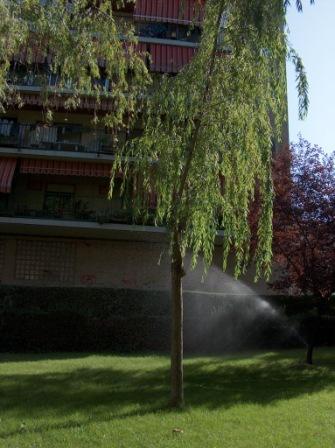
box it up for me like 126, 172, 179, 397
111, 0, 312, 408
1, 0, 313, 408
0, 0, 150, 127
0, 0, 25, 109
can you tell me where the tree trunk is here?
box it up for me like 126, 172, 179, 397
305, 307, 321, 365
168, 2, 225, 407
306, 342, 314, 365
170, 229, 184, 408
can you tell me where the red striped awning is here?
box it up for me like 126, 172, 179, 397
149, 43, 196, 73
20, 159, 112, 177
134, 0, 205, 24
0, 158, 17, 194
93, 42, 195, 74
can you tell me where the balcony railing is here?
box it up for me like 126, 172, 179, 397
0, 206, 134, 225
0, 122, 118, 155
7, 71, 111, 91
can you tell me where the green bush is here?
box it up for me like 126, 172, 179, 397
0, 286, 333, 353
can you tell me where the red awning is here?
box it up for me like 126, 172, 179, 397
148, 43, 196, 73
20, 159, 112, 177
134, 0, 205, 24
79, 41, 195, 74
0, 158, 17, 194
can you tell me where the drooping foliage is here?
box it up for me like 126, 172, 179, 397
0, 0, 150, 127
0, 0, 314, 282
0, 0, 27, 111
284, 0, 314, 12
273, 139, 335, 300
111, 0, 311, 280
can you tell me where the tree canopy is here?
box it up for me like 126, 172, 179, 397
273, 139, 335, 301
111, 0, 311, 281
0, 0, 317, 406
0, 0, 150, 127
1, 2, 316, 315
272, 139, 335, 365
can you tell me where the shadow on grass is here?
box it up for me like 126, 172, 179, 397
0, 352, 94, 363
0, 350, 334, 440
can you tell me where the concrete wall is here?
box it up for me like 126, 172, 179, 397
0, 235, 274, 297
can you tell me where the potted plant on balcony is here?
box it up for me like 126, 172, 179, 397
74, 200, 94, 220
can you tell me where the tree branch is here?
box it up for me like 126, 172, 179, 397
173, 0, 225, 222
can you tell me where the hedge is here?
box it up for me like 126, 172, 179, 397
0, 286, 334, 353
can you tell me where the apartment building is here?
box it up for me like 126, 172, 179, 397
0, 0, 273, 297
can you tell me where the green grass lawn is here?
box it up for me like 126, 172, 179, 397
0, 348, 334, 448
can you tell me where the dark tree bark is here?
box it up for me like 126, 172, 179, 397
305, 302, 323, 365
303, 315, 317, 365
306, 342, 314, 365
170, 229, 185, 407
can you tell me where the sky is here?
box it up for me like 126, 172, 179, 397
286, 0, 335, 154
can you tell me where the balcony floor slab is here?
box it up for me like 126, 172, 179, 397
0, 147, 115, 162
0, 216, 167, 242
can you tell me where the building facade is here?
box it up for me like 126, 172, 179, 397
0, 0, 274, 297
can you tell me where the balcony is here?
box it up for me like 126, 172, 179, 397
0, 206, 133, 225
0, 122, 118, 156
0, 205, 164, 242
7, 70, 111, 91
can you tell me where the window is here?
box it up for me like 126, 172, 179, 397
0, 118, 16, 137
92, 76, 110, 91
27, 178, 44, 191
137, 22, 169, 39
98, 183, 109, 197
15, 240, 76, 282
136, 22, 201, 43
126, 127, 143, 141
0, 194, 9, 214
56, 124, 82, 144
0, 118, 19, 147
43, 184, 74, 218
29, 124, 58, 146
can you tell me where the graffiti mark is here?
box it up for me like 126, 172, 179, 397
80, 274, 97, 286
122, 275, 138, 288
